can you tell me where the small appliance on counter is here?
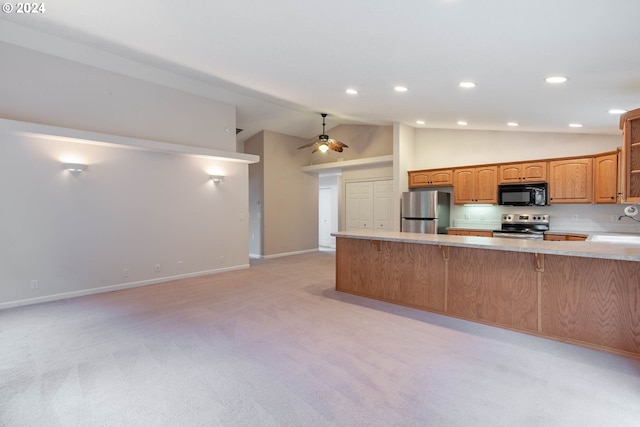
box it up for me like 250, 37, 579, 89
401, 191, 450, 234
492, 213, 550, 240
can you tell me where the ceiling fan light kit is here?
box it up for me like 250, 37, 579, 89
298, 113, 349, 153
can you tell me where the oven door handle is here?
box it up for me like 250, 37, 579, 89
492, 232, 543, 240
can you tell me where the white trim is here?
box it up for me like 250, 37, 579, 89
0, 265, 250, 310
0, 117, 259, 164
301, 155, 393, 174
262, 249, 318, 259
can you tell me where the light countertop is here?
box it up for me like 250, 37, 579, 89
333, 230, 640, 262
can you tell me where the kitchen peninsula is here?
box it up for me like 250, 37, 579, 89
334, 231, 640, 358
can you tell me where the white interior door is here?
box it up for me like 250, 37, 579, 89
374, 180, 390, 231
319, 187, 333, 247
345, 182, 360, 231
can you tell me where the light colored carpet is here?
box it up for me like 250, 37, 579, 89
1, 251, 639, 427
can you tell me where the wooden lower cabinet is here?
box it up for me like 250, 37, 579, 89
544, 234, 587, 241
448, 229, 493, 237
447, 247, 538, 331
541, 255, 640, 355
336, 237, 640, 358
336, 237, 446, 311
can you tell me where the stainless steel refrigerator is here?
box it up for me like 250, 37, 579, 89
401, 191, 450, 234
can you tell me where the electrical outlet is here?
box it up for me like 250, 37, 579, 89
611, 215, 618, 222
572, 215, 579, 221
123, 268, 130, 277
177, 261, 183, 270
155, 264, 161, 273
30, 279, 39, 290
220, 256, 225, 264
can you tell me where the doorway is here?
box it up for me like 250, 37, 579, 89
318, 174, 339, 249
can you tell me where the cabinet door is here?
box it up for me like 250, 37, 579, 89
475, 166, 498, 204
430, 169, 453, 185
448, 230, 470, 236
566, 235, 587, 241
620, 109, 640, 203
453, 168, 476, 204
544, 234, 567, 241
549, 158, 593, 204
499, 162, 546, 183
594, 153, 618, 204
522, 162, 547, 182
469, 231, 493, 237
499, 164, 522, 183
408, 169, 452, 187
408, 171, 430, 188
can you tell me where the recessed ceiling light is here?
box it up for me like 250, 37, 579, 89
394, 86, 408, 92
457, 121, 468, 126
459, 81, 477, 88
346, 88, 358, 95
569, 123, 583, 128
545, 76, 568, 84
507, 122, 520, 127
609, 109, 627, 114
416, 120, 426, 125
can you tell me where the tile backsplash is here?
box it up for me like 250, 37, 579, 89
452, 203, 640, 233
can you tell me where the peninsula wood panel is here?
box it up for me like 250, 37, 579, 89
336, 238, 446, 311
447, 247, 538, 331
541, 255, 640, 354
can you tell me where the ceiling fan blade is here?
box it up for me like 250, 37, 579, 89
297, 141, 318, 149
328, 142, 343, 152
311, 146, 320, 153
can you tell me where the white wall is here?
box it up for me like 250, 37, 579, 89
263, 131, 319, 257
0, 132, 250, 308
0, 41, 236, 152
245, 131, 265, 257
413, 128, 620, 169
0, 42, 252, 308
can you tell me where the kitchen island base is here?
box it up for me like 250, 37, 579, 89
336, 236, 640, 359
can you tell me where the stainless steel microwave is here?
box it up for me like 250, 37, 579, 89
498, 183, 548, 206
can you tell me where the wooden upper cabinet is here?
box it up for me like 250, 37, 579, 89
549, 158, 593, 204
594, 152, 619, 204
453, 165, 497, 204
620, 108, 640, 203
408, 169, 453, 188
499, 161, 547, 183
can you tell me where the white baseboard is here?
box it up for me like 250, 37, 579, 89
0, 264, 250, 310
262, 248, 318, 259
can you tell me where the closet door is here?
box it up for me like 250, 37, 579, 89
345, 182, 360, 231
374, 180, 394, 231
346, 180, 392, 232
357, 182, 374, 230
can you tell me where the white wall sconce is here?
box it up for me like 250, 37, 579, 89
63, 163, 87, 173
209, 174, 225, 183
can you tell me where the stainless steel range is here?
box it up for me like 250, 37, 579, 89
492, 213, 550, 240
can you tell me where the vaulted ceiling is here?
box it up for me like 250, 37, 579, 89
2, 0, 639, 141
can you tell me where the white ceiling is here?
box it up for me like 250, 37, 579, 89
2, 0, 639, 141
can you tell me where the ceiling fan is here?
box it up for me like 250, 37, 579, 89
298, 113, 349, 153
